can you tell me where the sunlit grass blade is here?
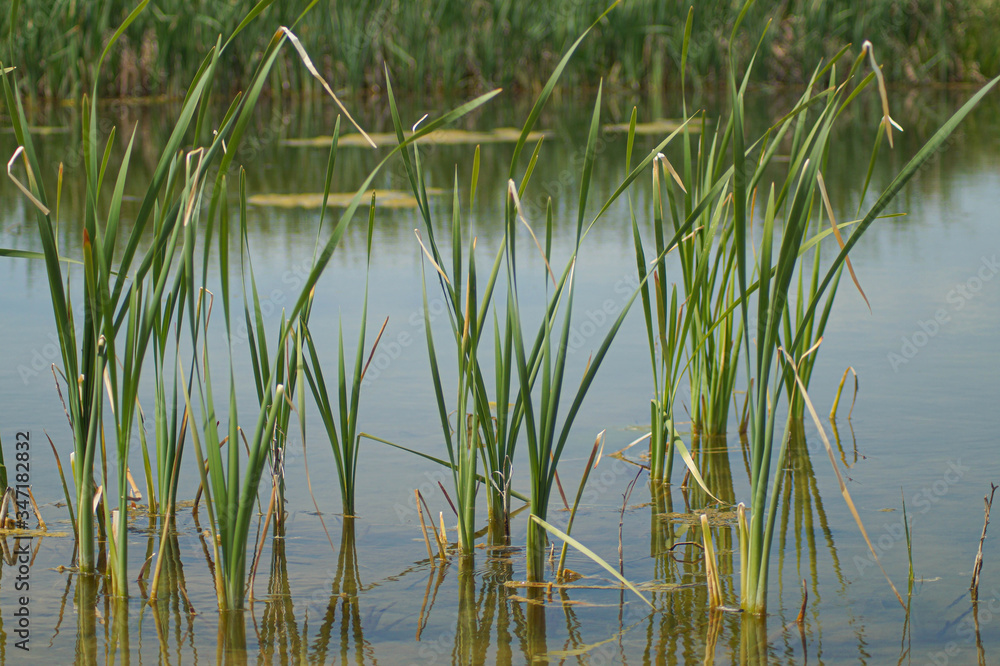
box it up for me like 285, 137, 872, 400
780, 345, 904, 608
531, 515, 653, 608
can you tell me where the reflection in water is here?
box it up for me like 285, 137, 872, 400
649, 472, 744, 665
256, 524, 303, 663
829, 418, 861, 470
463, 557, 516, 663
972, 598, 988, 666
0, 390, 873, 664
686, 435, 737, 509
219, 610, 248, 665
740, 613, 769, 665
522, 587, 548, 664
307, 519, 375, 664
74, 574, 98, 666
58, 518, 387, 663
144, 515, 198, 662
5, 479, 876, 664
777, 421, 845, 612
455, 556, 515, 664
775, 420, 880, 664
6, 87, 996, 662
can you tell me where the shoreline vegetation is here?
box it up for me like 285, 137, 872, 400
4, 0, 1000, 102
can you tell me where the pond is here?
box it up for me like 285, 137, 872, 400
1, 84, 1000, 664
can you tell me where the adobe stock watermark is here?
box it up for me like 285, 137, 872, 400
10, 431, 33, 652
13, 256, 323, 387
853, 459, 969, 576
926, 588, 1000, 666
361, 293, 449, 388
566, 273, 640, 355
888, 254, 999, 372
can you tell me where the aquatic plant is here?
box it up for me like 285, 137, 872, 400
4, 3, 999, 659
371, 1, 651, 557
1, 0, 221, 589
302, 163, 386, 518
726, 28, 1000, 614
181, 86, 498, 607
400, 132, 500, 552
643, 12, 745, 442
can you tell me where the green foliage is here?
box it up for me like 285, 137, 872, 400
302, 174, 384, 519
4, 0, 999, 631
3, 0, 998, 100
726, 26, 1000, 614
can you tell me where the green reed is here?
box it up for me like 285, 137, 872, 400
3, 0, 497, 605
674, 138, 744, 437
302, 167, 383, 519
372, 0, 701, 571
734, 42, 876, 613
367, 2, 633, 555
177, 76, 498, 609
5, 1, 998, 100
5, 0, 996, 633
630, 149, 688, 485
724, 12, 1000, 612
631, 141, 741, 480
389, 99, 502, 552
775, 420, 845, 604
509, 75, 661, 581
1, 0, 223, 588
495, 2, 743, 580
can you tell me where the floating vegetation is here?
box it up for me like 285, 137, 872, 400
283, 128, 552, 148
662, 509, 740, 527
604, 118, 705, 134
247, 189, 444, 209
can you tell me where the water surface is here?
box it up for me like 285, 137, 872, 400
1, 86, 1000, 664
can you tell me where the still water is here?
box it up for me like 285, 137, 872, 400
1, 86, 1000, 664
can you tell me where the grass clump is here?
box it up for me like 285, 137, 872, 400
720, 16, 1000, 614
623, 0, 1000, 615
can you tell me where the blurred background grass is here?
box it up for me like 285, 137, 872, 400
3, 0, 999, 100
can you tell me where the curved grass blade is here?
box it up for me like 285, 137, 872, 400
531, 515, 653, 608
361, 433, 529, 503
782, 345, 904, 608
508, 1, 621, 179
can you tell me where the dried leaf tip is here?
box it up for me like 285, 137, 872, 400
508, 180, 556, 286
279, 27, 376, 149
861, 40, 900, 148
414, 229, 451, 285
8, 146, 51, 216
654, 152, 687, 193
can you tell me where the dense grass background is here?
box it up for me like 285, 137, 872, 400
4, 0, 999, 100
